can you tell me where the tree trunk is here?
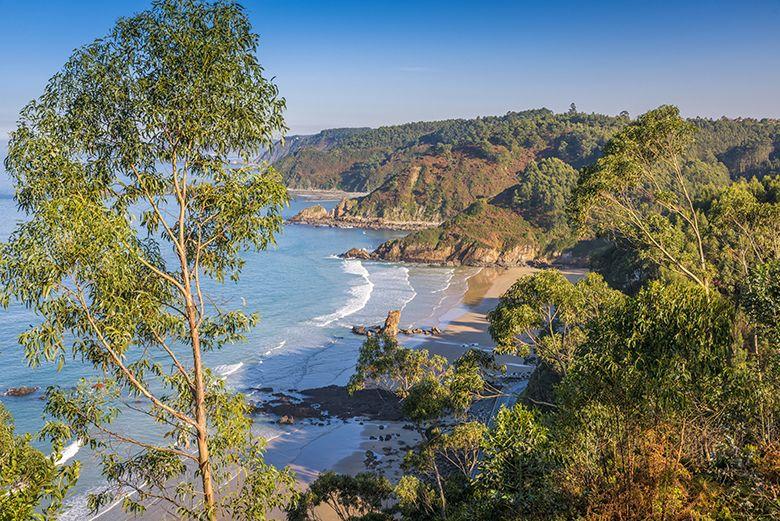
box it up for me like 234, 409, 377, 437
187, 299, 216, 519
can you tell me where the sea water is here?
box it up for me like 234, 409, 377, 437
0, 192, 473, 517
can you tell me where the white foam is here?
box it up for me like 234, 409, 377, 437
433, 268, 456, 293
214, 362, 244, 377
310, 260, 374, 327
398, 266, 417, 313
55, 440, 82, 466
263, 340, 286, 356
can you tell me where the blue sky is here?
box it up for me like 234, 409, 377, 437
0, 0, 779, 137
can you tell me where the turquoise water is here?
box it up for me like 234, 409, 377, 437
0, 191, 471, 516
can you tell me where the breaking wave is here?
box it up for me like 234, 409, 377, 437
310, 259, 374, 327
214, 362, 244, 377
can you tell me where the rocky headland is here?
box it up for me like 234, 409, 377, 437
288, 201, 438, 231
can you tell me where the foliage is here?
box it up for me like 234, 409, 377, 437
740, 260, 780, 347
348, 335, 447, 398
476, 404, 559, 518
571, 105, 721, 292
488, 270, 623, 376
0, 404, 79, 521
707, 175, 780, 293
286, 472, 393, 521
0, 0, 294, 517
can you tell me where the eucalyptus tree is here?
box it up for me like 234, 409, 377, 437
488, 270, 623, 377
571, 105, 718, 293
1, 0, 293, 517
0, 404, 78, 520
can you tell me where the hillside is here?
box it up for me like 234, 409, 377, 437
282, 110, 779, 266
363, 158, 587, 266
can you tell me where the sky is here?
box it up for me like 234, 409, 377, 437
0, 0, 779, 138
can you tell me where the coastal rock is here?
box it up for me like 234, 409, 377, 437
3, 386, 39, 397
278, 415, 295, 425
289, 200, 436, 231
332, 198, 356, 219
352, 325, 368, 335
289, 204, 331, 223
340, 248, 373, 260
382, 310, 401, 338
372, 235, 538, 267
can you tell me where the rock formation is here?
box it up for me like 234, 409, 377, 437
382, 310, 400, 338
3, 386, 39, 397
288, 204, 330, 223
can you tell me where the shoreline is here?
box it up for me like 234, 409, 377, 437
287, 188, 368, 199
312, 266, 544, 482
90, 263, 582, 520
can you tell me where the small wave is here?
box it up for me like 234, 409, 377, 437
433, 268, 456, 293
398, 266, 417, 313
264, 340, 286, 356
55, 440, 82, 466
214, 362, 244, 377
310, 260, 374, 327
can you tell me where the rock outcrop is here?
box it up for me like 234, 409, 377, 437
340, 248, 373, 260
3, 386, 39, 397
382, 310, 401, 338
351, 309, 441, 338
288, 200, 436, 231
288, 204, 331, 223
372, 236, 538, 267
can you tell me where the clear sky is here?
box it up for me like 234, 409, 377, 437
0, 0, 779, 137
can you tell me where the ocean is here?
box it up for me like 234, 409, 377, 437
0, 193, 474, 517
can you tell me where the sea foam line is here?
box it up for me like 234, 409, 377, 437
214, 362, 244, 377
310, 259, 374, 327
55, 440, 82, 466
264, 340, 287, 356
398, 266, 417, 313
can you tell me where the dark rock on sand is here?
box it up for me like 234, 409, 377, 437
254, 384, 404, 422
300, 386, 404, 421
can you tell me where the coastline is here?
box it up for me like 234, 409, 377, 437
307, 266, 545, 481
287, 188, 368, 199
85, 263, 584, 520
318, 265, 588, 480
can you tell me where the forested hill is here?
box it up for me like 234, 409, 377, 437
277, 109, 779, 266
273, 109, 624, 196
273, 111, 780, 188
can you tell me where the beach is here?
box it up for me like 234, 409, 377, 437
262, 267, 548, 480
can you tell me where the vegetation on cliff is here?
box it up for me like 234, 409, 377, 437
284, 109, 777, 266
290, 106, 780, 521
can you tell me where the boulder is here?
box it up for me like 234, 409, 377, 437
382, 310, 401, 338
352, 325, 368, 335
289, 204, 331, 223
3, 386, 39, 397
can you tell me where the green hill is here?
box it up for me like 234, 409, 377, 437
280, 110, 779, 265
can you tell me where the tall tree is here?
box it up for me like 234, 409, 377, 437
1, 0, 293, 517
571, 105, 717, 292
